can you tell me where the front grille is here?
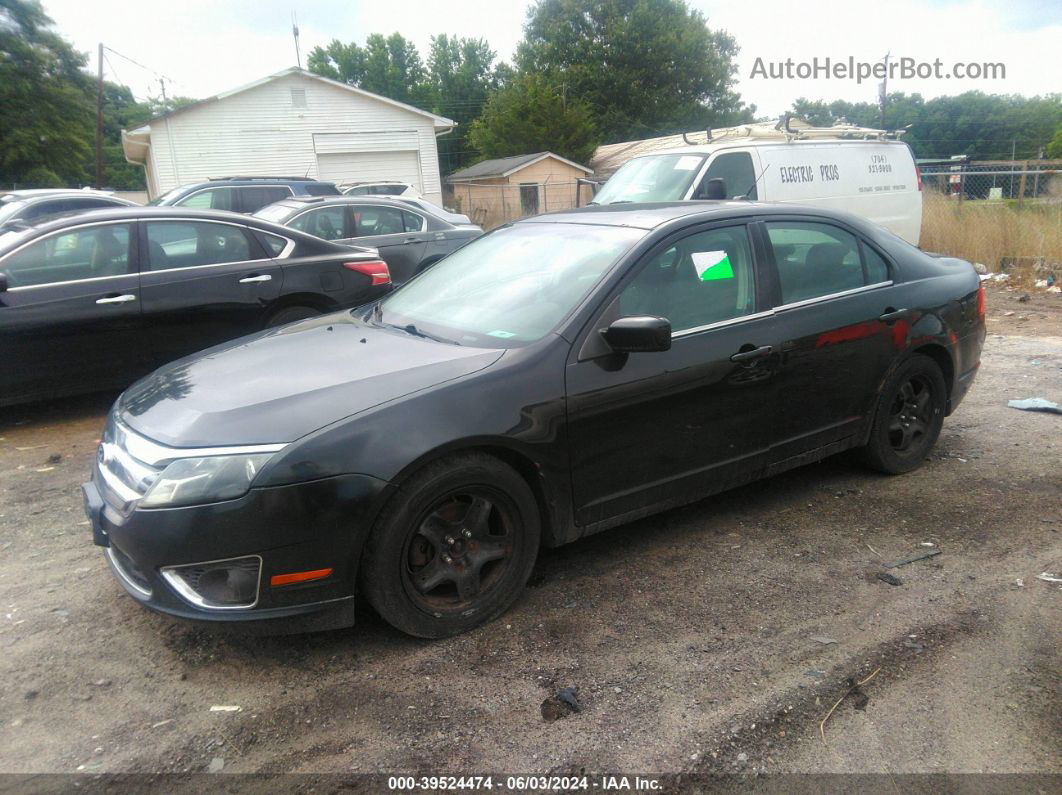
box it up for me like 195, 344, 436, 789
96, 415, 162, 510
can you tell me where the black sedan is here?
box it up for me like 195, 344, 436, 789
83, 202, 985, 638
254, 196, 483, 284
0, 207, 391, 406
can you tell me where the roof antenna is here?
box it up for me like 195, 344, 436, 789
292, 10, 301, 69
738, 162, 770, 201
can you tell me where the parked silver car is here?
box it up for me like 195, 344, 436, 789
0, 189, 137, 226
254, 196, 483, 283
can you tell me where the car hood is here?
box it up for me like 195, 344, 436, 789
118, 312, 503, 447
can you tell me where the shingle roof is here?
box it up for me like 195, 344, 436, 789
446, 152, 592, 181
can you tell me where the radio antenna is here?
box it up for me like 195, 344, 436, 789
292, 10, 302, 69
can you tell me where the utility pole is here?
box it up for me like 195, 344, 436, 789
292, 11, 301, 69
878, 52, 890, 129
95, 42, 104, 189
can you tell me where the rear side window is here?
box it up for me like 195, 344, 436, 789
238, 186, 292, 213
1, 223, 132, 287
695, 152, 757, 199
256, 231, 289, 256
402, 211, 425, 232
178, 187, 236, 212
766, 222, 868, 303
144, 221, 254, 270
861, 243, 890, 284
352, 206, 406, 236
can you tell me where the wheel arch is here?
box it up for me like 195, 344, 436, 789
911, 342, 956, 413
264, 293, 339, 323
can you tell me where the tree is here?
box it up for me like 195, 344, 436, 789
1047, 127, 1062, 159
0, 0, 94, 186
308, 33, 423, 105
514, 0, 752, 143
469, 73, 598, 165
791, 92, 1062, 160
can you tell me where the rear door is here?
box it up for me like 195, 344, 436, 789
236, 186, 295, 214
758, 217, 900, 466
138, 219, 281, 366
343, 204, 426, 283
0, 221, 143, 402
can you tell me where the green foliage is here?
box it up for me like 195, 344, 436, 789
1047, 127, 1062, 159
791, 92, 1062, 160
0, 0, 94, 186
469, 74, 597, 165
308, 33, 424, 105
515, 0, 753, 143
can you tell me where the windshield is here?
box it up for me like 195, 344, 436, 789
374, 222, 644, 346
253, 203, 297, 224
147, 186, 186, 206
0, 199, 28, 225
592, 154, 706, 205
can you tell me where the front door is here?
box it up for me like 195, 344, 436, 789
566, 222, 778, 528
0, 222, 143, 403
138, 219, 281, 367
760, 218, 900, 464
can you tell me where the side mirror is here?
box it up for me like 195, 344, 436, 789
0, 272, 7, 293
601, 316, 671, 353
696, 177, 727, 200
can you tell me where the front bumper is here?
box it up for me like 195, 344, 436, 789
82, 471, 389, 631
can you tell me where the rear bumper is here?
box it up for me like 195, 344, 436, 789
82, 471, 389, 632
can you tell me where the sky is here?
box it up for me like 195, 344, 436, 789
41, 0, 1062, 119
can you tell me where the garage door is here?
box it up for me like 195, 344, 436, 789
316, 151, 422, 191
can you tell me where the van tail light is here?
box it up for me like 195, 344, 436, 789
344, 259, 390, 286
977, 283, 985, 318
915, 165, 923, 191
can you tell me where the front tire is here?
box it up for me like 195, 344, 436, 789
859, 354, 947, 474
360, 453, 540, 638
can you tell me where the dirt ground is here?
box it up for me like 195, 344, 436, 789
0, 285, 1059, 783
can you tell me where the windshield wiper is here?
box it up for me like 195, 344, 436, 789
608, 200, 633, 205
379, 320, 459, 345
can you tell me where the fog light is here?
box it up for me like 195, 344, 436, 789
161, 556, 262, 609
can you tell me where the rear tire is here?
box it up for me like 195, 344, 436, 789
265, 305, 321, 328
858, 354, 947, 474
360, 453, 540, 638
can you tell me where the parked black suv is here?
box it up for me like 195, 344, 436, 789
149, 177, 340, 214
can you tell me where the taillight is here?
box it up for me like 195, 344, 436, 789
344, 260, 390, 286
915, 165, 923, 191
977, 283, 985, 318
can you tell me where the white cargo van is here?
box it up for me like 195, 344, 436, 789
591, 120, 923, 244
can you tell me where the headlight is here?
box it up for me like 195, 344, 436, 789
139, 453, 275, 508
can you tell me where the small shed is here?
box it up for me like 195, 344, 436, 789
445, 152, 593, 226
122, 67, 455, 205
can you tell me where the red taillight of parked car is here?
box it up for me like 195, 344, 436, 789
344, 260, 391, 286
915, 165, 923, 191
977, 283, 986, 318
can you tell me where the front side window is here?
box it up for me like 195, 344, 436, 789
144, 221, 253, 271
289, 207, 347, 240
766, 222, 867, 304
592, 154, 707, 205
352, 206, 406, 236
616, 225, 756, 333
1, 223, 132, 287
238, 186, 292, 213
378, 223, 645, 346
694, 152, 757, 199
177, 187, 236, 212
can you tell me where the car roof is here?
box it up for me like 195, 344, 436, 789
1, 189, 125, 202
264, 195, 424, 212
518, 201, 884, 233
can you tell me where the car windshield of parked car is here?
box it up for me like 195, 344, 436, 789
591, 154, 707, 205
375, 223, 644, 346
147, 187, 186, 206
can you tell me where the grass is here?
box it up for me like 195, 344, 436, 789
920, 191, 1062, 283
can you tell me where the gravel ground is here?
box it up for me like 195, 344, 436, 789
0, 286, 1058, 780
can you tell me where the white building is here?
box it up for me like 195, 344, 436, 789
122, 67, 455, 205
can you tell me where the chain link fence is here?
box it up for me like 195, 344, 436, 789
919, 161, 1062, 203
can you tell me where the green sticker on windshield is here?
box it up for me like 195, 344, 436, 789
488, 330, 516, 338
691, 250, 734, 281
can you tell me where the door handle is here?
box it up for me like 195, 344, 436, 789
96, 294, 137, 305
239, 274, 272, 284
879, 308, 909, 323
730, 345, 773, 363
404, 237, 420, 244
